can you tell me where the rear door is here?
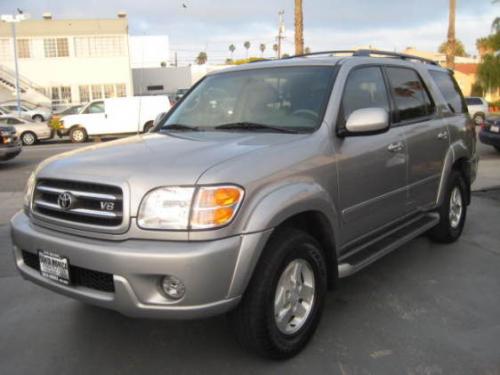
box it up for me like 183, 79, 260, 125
384, 66, 446, 209
334, 65, 408, 242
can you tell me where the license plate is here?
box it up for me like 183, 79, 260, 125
39, 251, 71, 285
490, 125, 499, 133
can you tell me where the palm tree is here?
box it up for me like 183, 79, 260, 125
229, 44, 236, 60
295, 0, 304, 55
195, 51, 208, 65
259, 43, 266, 57
273, 43, 279, 58
446, 0, 456, 68
305, 46, 311, 54
244, 41, 251, 58
493, 1, 500, 32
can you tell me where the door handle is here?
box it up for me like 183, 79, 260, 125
437, 131, 448, 140
387, 142, 404, 152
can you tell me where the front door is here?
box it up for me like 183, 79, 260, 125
334, 66, 409, 243
81, 101, 106, 135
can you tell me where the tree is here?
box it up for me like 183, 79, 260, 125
295, 0, 304, 55
229, 44, 236, 59
259, 43, 266, 57
243, 41, 251, 58
493, 0, 500, 32
477, 53, 500, 93
438, 39, 469, 57
446, 0, 457, 68
195, 51, 208, 65
305, 46, 311, 54
273, 43, 279, 58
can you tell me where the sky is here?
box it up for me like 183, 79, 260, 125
0, 0, 498, 64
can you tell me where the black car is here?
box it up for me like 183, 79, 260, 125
479, 117, 500, 152
0, 125, 22, 161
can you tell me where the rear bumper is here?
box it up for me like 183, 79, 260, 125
479, 129, 500, 147
10, 211, 272, 319
0, 141, 22, 160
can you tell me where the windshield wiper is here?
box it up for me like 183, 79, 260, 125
161, 123, 200, 132
214, 122, 299, 134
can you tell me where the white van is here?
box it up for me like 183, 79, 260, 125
60, 96, 171, 142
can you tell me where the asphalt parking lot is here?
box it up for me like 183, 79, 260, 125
1, 139, 500, 374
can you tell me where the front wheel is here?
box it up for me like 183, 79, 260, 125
230, 228, 327, 359
69, 127, 88, 143
32, 115, 44, 122
21, 131, 37, 146
428, 170, 467, 243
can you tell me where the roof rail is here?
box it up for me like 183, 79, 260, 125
285, 49, 439, 66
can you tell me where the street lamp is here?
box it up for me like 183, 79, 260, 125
1, 12, 30, 116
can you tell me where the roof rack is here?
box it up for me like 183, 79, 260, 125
284, 49, 439, 66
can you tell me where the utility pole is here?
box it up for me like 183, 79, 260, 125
294, 0, 304, 55
1, 12, 29, 116
446, 0, 456, 69
276, 10, 285, 59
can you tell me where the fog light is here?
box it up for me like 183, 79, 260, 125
161, 275, 185, 300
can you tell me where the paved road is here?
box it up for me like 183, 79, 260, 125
1, 139, 500, 374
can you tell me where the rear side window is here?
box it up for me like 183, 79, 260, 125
385, 67, 434, 122
429, 70, 467, 114
341, 66, 389, 123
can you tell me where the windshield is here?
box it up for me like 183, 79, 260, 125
162, 66, 336, 132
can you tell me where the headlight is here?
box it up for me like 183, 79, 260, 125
24, 172, 36, 211
137, 185, 244, 230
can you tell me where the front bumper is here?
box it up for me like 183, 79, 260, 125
11, 211, 272, 319
0, 140, 22, 161
479, 129, 500, 147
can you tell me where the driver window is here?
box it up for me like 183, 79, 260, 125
85, 101, 105, 114
341, 67, 389, 125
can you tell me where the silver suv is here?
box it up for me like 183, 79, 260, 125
11, 50, 478, 359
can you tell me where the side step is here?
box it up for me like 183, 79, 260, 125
337, 213, 440, 278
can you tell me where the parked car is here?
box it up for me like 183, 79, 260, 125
1, 102, 52, 122
0, 124, 21, 161
0, 106, 11, 116
11, 50, 478, 359
479, 116, 500, 152
464, 96, 489, 125
49, 104, 84, 137
0, 116, 52, 145
58, 96, 171, 142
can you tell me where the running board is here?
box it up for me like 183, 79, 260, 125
338, 213, 440, 278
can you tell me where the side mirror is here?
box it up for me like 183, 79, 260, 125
345, 107, 389, 134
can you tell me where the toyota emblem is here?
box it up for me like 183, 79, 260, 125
57, 192, 74, 210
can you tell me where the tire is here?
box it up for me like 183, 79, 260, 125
21, 131, 37, 146
69, 127, 87, 143
230, 228, 327, 359
32, 115, 44, 122
494, 146, 500, 153
473, 114, 484, 126
428, 170, 467, 243
143, 121, 154, 133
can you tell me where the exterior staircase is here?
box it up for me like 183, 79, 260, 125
0, 64, 51, 106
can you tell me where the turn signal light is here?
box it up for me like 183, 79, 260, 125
191, 186, 244, 229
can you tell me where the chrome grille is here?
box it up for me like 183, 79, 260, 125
33, 179, 123, 227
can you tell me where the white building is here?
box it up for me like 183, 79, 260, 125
0, 13, 133, 106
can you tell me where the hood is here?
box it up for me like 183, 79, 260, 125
37, 131, 308, 208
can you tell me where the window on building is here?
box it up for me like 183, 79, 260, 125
91, 85, 103, 100
115, 83, 126, 97
51, 87, 60, 101
0, 39, 11, 60
44, 38, 69, 57
386, 67, 434, 122
147, 85, 164, 91
103, 84, 115, 98
74, 36, 126, 57
16, 39, 31, 58
79, 86, 90, 103
61, 86, 72, 103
